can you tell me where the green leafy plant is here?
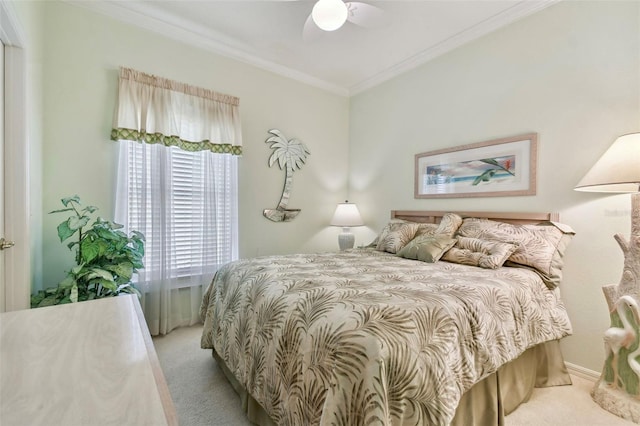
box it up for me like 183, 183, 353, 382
31, 195, 145, 308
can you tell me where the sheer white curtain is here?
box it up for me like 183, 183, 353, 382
112, 67, 241, 335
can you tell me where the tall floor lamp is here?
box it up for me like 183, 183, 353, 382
330, 201, 364, 250
575, 132, 640, 422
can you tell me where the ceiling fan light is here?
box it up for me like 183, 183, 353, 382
312, 0, 348, 32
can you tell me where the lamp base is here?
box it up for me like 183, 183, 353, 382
591, 192, 640, 422
592, 378, 640, 423
338, 228, 355, 251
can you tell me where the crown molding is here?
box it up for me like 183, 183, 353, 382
0, 0, 26, 46
64, 0, 558, 98
64, 0, 350, 97
348, 0, 560, 95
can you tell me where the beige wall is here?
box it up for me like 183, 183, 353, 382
14, 0, 640, 373
24, 1, 349, 291
349, 0, 640, 372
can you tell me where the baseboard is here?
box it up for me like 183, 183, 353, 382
566, 362, 600, 382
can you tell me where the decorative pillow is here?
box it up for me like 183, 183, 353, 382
367, 214, 460, 248
364, 219, 403, 248
397, 235, 457, 263
457, 218, 575, 288
442, 236, 519, 269
414, 222, 440, 238
375, 221, 421, 254
435, 212, 463, 237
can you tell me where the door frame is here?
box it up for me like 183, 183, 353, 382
1, 0, 30, 311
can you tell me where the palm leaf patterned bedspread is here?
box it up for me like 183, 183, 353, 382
200, 249, 572, 426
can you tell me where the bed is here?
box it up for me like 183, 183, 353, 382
200, 210, 574, 426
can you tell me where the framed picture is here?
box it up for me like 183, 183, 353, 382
415, 133, 537, 198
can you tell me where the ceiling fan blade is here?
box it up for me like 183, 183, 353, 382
303, 12, 324, 42
345, 2, 388, 29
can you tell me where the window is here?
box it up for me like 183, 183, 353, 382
111, 67, 241, 335
117, 140, 238, 287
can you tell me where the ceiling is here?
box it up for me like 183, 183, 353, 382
71, 0, 558, 96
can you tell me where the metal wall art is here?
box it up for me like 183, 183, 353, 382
263, 129, 311, 222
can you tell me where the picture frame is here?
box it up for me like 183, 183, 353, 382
414, 133, 537, 198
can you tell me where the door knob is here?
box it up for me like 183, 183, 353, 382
0, 238, 15, 250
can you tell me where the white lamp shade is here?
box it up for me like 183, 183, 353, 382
575, 133, 640, 193
330, 202, 364, 227
312, 0, 348, 31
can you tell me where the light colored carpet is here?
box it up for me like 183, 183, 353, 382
153, 324, 252, 426
153, 325, 635, 426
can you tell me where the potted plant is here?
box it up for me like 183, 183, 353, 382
31, 195, 145, 308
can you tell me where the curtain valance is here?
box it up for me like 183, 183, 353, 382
111, 67, 242, 155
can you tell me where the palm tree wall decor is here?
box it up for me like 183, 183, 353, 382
263, 129, 311, 222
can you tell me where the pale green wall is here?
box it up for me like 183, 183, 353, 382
31, 1, 349, 290
14, 0, 640, 373
349, 0, 640, 372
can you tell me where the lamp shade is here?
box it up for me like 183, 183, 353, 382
330, 201, 364, 227
312, 0, 348, 31
575, 133, 640, 193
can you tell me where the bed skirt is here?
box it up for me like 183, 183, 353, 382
211, 340, 571, 426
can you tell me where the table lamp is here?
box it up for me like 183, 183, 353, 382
575, 132, 640, 420
330, 201, 364, 250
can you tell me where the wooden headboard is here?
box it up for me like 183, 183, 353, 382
391, 210, 559, 225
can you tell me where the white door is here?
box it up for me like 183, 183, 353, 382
0, 38, 15, 312
1, 0, 29, 312
0, 39, 5, 312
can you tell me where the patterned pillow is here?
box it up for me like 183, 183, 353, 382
442, 237, 519, 269
457, 218, 575, 288
369, 214, 459, 248
375, 221, 420, 254
435, 212, 463, 237
397, 235, 457, 263
366, 219, 405, 248
414, 223, 440, 238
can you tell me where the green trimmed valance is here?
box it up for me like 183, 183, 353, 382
111, 67, 242, 155
110, 128, 242, 155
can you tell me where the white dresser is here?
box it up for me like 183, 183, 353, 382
0, 294, 178, 425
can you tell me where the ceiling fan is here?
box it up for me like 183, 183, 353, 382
303, 0, 387, 40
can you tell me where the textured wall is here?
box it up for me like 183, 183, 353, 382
348, 1, 640, 372
32, 1, 349, 290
